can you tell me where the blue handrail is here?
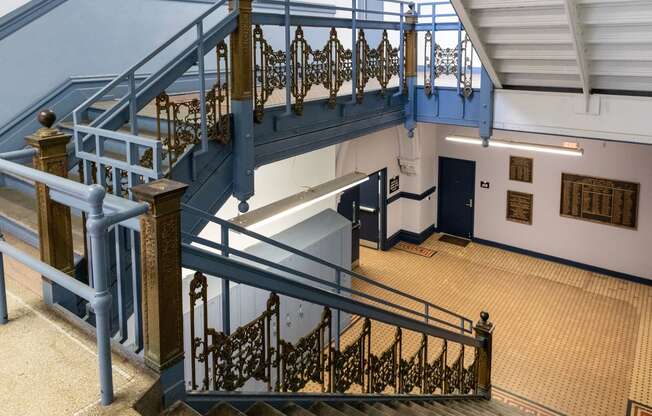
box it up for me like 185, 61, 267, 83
181, 203, 474, 333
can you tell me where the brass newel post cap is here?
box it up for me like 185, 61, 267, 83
26, 110, 71, 152
475, 310, 494, 333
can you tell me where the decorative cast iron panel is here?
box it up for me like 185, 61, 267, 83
155, 41, 230, 168
280, 308, 332, 392
253, 26, 400, 121
423, 31, 473, 98
333, 318, 371, 393
400, 334, 426, 394
423, 340, 446, 394
561, 173, 639, 229
368, 327, 401, 393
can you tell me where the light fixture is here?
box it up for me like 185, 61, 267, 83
446, 136, 584, 157
230, 172, 369, 229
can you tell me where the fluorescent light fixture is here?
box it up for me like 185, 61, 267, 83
230, 172, 369, 230
446, 136, 584, 157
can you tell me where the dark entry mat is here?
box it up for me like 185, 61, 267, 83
439, 234, 470, 247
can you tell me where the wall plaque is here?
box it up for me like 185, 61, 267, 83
506, 190, 533, 225
560, 173, 639, 229
389, 176, 400, 193
509, 156, 533, 183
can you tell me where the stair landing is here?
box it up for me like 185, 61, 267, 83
0, 234, 156, 416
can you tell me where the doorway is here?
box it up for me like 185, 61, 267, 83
437, 157, 476, 239
337, 169, 387, 254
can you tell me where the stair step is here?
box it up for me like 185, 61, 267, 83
421, 401, 468, 416
309, 402, 347, 416
163, 401, 203, 416
329, 403, 366, 416
247, 402, 286, 416
207, 402, 248, 416
484, 401, 525, 416
280, 402, 316, 416
370, 403, 401, 416
353, 402, 391, 416
389, 401, 431, 416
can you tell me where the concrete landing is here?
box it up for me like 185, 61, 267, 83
0, 234, 156, 416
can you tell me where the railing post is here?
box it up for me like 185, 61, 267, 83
26, 110, 75, 304
86, 184, 114, 406
474, 311, 494, 399
404, 3, 417, 137
230, 0, 255, 213
221, 225, 230, 335
0, 232, 7, 325
132, 179, 188, 407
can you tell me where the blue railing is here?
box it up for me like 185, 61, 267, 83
181, 204, 474, 340
0, 149, 148, 405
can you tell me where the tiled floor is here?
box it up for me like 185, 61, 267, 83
345, 234, 652, 416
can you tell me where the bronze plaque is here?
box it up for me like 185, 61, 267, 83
560, 173, 639, 229
506, 190, 533, 225
509, 156, 533, 183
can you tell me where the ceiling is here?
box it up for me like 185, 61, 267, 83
450, 0, 652, 94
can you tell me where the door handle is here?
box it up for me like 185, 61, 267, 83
360, 206, 377, 213
465, 198, 473, 208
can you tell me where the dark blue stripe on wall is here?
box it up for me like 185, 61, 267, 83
387, 185, 436, 205
473, 237, 652, 288
385, 225, 437, 249
0, 0, 68, 42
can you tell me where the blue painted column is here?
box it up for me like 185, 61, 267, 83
404, 4, 417, 137
230, 0, 255, 213
479, 66, 494, 145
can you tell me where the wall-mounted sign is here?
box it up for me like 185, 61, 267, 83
560, 173, 639, 229
506, 190, 533, 225
509, 156, 533, 183
389, 176, 400, 193
480, 181, 490, 189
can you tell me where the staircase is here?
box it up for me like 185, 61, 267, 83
168, 399, 524, 416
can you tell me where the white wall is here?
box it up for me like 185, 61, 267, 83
197, 145, 337, 252
421, 123, 652, 281
0, 0, 214, 127
494, 89, 652, 145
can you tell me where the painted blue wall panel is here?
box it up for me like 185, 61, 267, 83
415, 86, 481, 127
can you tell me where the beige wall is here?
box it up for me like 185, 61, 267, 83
421, 123, 652, 281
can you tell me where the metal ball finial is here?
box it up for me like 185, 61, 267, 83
238, 200, 250, 213
480, 311, 489, 323
38, 110, 56, 129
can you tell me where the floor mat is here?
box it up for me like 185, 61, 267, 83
438, 234, 470, 247
394, 241, 437, 258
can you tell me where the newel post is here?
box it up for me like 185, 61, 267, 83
132, 179, 188, 406
26, 110, 75, 304
474, 311, 494, 399
404, 4, 417, 137
229, 0, 255, 213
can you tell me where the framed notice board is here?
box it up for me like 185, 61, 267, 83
509, 156, 533, 183
560, 173, 639, 229
506, 190, 533, 225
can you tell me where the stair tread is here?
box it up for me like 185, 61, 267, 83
207, 402, 248, 416
0, 187, 85, 254
389, 402, 431, 416
329, 403, 366, 416
421, 401, 469, 416
162, 401, 202, 416
354, 402, 392, 416
281, 402, 316, 416
370, 403, 401, 416
247, 402, 286, 416
309, 402, 347, 416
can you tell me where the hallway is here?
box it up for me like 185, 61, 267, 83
348, 235, 652, 416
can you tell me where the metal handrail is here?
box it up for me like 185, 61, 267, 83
73, 0, 230, 123
0, 153, 148, 406
181, 203, 474, 333
182, 242, 480, 347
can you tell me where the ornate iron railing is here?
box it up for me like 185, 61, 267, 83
423, 31, 473, 98
188, 276, 479, 396
253, 25, 402, 122
155, 41, 231, 167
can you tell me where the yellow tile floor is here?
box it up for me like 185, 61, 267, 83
345, 234, 652, 416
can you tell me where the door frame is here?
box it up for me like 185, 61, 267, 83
358, 168, 388, 250
437, 156, 476, 239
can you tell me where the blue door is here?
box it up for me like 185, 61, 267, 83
438, 157, 475, 239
